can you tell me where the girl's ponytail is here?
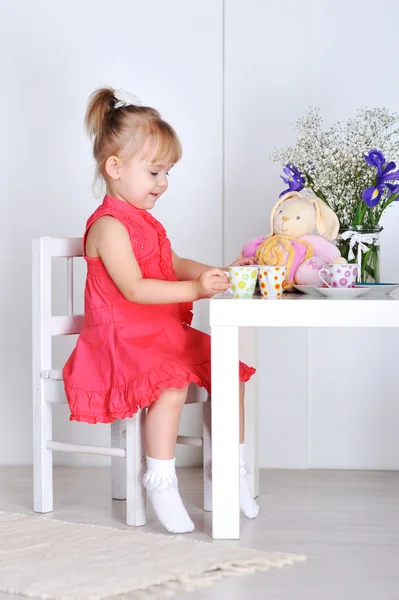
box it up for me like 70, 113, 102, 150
85, 87, 116, 141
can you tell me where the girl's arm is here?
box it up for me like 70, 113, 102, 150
172, 252, 214, 281
89, 217, 229, 304
172, 252, 257, 281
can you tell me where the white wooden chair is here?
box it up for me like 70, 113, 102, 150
32, 237, 212, 527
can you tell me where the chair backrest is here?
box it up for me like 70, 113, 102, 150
32, 237, 84, 382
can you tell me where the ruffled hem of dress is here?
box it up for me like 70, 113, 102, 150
241, 365, 256, 382
65, 362, 256, 424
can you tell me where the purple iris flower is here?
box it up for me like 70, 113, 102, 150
279, 163, 305, 197
364, 149, 385, 174
362, 149, 399, 207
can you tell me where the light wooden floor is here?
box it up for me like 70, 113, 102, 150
1, 467, 399, 600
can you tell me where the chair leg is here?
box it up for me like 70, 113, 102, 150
126, 409, 147, 526
33, 391, 53, 513
203, 399, 212, 512
111, 420, 127, 500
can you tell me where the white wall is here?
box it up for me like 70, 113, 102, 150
0, 0, 223, 466
224, 0, 399, 469
2, 0, 399, 470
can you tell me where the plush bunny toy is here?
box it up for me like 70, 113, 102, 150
242, 191, 345, 288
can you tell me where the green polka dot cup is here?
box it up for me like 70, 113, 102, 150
227, 266, 258, 299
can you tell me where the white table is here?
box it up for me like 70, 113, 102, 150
209, 292, 399, 539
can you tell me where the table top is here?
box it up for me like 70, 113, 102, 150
213, 291, 399, 302
209, 291, 399, 328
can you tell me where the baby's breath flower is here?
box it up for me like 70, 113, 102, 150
270, 108, 399, 227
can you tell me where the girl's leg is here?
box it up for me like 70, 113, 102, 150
239, 381, 259, 519
145, 386, 188, 458
144, 387, 194, 533
240, 381, 245, 444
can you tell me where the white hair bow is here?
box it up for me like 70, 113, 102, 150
113, 88, 143, 109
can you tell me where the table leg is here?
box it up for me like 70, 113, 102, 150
211, 325, 240, 539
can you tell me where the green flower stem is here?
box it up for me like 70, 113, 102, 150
368, 207, 375, 226
360, 245, 380, 282
303, 174, 330, 206
314, 188, 328, 203
352, 201, 368, 226
379, 191, 399, 215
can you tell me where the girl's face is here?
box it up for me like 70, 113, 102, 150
106, 151, 173, 210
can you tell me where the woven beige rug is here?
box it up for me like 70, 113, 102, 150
0, 511, 305, 600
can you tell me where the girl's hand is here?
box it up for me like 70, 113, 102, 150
195, 268, 230, 298
228, 257, 258, 267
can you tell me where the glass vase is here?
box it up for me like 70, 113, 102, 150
334, 225, 382, 283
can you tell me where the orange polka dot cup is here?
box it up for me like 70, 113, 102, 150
227, 266, 258, 299
258, 266, 285, 299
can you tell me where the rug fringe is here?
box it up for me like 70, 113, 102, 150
111, 552, 306, 600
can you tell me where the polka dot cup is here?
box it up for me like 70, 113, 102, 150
258, 266, 285, 299
227, 266, 258, 299
319, 263, 360, 288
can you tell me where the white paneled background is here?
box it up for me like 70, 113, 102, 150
224, 0, 399, 469
0, 0, 223, 467
1, 0, 399, 469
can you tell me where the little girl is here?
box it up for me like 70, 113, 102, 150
63, 87, 259, 533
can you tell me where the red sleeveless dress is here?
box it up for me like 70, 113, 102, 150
63, 196, 256, 423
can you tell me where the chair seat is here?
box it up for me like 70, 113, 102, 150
41, 369, 62, 379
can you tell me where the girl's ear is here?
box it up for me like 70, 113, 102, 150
105, 156, 120, 180
308, 196, 339, 241
267, 192, 300, 237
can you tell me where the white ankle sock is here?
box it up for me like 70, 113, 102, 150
143, 457, 194, 534
239, 444, 259, 519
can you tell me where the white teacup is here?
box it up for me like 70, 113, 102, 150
319, 263, 360, 288
227, 266, 258, 298
258, 265, 285, 298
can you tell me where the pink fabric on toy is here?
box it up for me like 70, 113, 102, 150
295, 256, 328, 285
300, 234, 341, 263
242, 236, 265, 257
289, 241, 308, 283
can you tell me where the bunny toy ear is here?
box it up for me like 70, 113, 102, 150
308, 196, 339, 241
267, 191, 301, 237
